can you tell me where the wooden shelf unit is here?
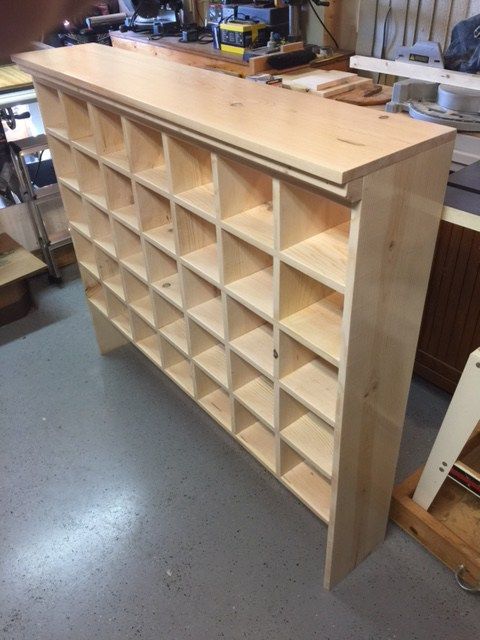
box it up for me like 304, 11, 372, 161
22, 44, 454, 588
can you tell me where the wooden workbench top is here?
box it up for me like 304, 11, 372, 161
13, 44, 455, 185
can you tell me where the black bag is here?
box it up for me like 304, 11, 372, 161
444, 14, 480, 73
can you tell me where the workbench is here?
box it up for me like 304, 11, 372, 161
13, 43, 454, 588
110, 30, 352, 77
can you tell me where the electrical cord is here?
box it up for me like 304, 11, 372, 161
307, 0, 339, 50
32, 150, 45, 188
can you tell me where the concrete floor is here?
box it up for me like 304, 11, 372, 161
1, 265, 478, 640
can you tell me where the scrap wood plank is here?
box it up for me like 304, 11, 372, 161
282, 70, 359, 91
0, 64, 32, 93
0, 233, 46, 287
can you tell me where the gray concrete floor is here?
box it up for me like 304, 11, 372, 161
1, 265, 478, 640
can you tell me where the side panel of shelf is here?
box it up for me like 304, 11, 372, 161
324, 141, 455, 589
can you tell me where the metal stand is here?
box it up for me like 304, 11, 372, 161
9, 135, 71, 282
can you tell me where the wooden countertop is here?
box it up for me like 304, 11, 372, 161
13, 44, 455, 185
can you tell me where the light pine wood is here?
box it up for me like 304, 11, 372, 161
22, 45, 455, 588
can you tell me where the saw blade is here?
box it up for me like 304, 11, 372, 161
408, 101, 480, 131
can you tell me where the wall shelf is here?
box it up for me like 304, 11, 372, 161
31, 49, 452, 587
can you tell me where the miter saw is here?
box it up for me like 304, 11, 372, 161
386, 80, 480, 131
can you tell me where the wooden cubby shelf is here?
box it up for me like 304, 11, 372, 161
126, 120, 168, 192
279, 332, 338, 427
218, 156, 274, 251
235, 402, 276, 472
196, 367, 232, 431
279, 263, 343, 366
28, 45, 453, 587
223, 232, 273, 320
281, 442, 331, 523
279, 182, 351, 292
168, 137, 215, 218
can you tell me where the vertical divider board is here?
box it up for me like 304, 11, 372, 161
33, 72, 454, 589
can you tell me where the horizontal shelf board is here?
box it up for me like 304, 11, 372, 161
121, 252, 147, 281
77, 259, 99, 279
130, 295, 155, 327
151, 272, 182, 308
194, 344, 228, 388
69, 220, 90, 238
226, 266, 273, 320
47, 126, 69, 142
143, 224, 175, 255
199, 388, 232, 431
222, 203, 274, 251
112, 313, 132, 339
235, 376, 274, 428
136, 334, 162, 367
280, 292, 343, 366
84, 191, 108, 211
281, 413, 333, 479
136, 166, 169, 193
237, 422, 275, 472
230, 324, 274, 378
102, 149, 130, 173
104, 273, 125, 300
87, 292, 107, 315
160, 318, 188, 354
94, 236, 116, 258
281, 359, 338, 427
282, 461, 330, 524
59, 176, 80, 192
72, 136, 96, 156
281, 222, 349, 293
188, 297, 224, 340
182, 243, 219, 285
111, 205, 140, 232
165, 359, 194, 396
176, 183, 215, 218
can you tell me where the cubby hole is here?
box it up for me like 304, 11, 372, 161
36, 84, 66, 136
227, 297, 273, 378
145, 242, 181, 307
74, 151, 106, 208
126, 120, 167, 191
80, 266, 107, 315
234, 401, 275, 472
105, 289, 132, 338
176, 206, 219, 283
183, 268, 224, 340
231, 352, 274, 429
49, 138, 78, 190
279, 263, 343, 366
104, 166, 136, 225
112, 220, 146, 281
223, 232, 273, 320
91, 107, 128, 172
160, 338, 194, 395
97, 249, 125, 300
87, 202, 115, 256
62, 94, 95, 153
195, 367, 232, 431
280, 442, 330, 523
155, 295, 188, 354
70, 228, 98, 276
279, 182, 351, 292
168, 137, 215, 217
136, 185, 174, 252
279, 390, 333, 481
131, 312, 162, 366
123, 270, 154, 326
217, 157, 274, 251
60, 185, 89, 236
190, 321, 228, 388
279, 332, 338, 427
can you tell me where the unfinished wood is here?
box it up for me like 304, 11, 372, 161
59, 185, 88, 236
48, 137, 78, 191
325, 141, 454, 589
81, 267, 107, 315
0, 234, 45, 287
87, 202, 115, 255
88, 301, 129, 355
24, 45, 455, 589
235, 402, 275, 471
61, 94, 94, 147
34, 82, 67, 137
279, 262, 343, 366
16, 47, 454, 185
